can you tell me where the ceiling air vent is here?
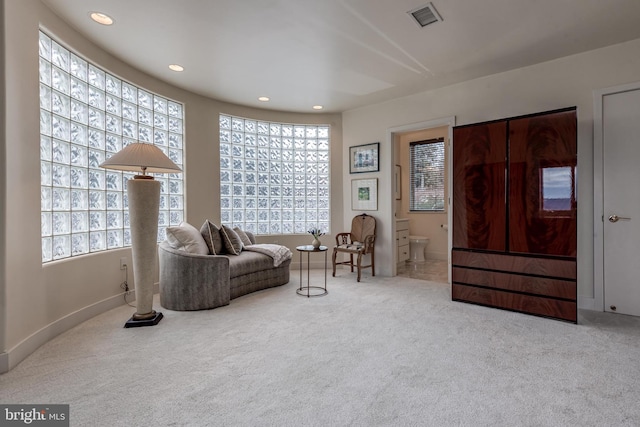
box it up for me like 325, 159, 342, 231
408, 3, 442, 28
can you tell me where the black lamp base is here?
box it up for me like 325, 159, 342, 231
124, 311, 163, 328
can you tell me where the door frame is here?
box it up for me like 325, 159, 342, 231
593, 81, 640, 312
388, 116, 456, 282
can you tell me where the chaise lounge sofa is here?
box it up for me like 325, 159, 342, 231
158, 221, 292, 311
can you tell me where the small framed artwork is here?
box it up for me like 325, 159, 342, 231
395, 165, 401, 200
350, 142, 380, 174
352, 178, 378, 211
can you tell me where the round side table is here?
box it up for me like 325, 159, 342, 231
296, 245, 328, 297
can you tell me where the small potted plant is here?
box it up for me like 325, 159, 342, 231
308, 227, 325, 249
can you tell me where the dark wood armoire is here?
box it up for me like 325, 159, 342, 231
452, 107, 577, 322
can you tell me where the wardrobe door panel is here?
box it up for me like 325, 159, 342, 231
453, 122, 507, 250
509, 110, 577, 257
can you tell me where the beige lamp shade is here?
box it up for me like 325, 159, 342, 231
99, 142, 182, 174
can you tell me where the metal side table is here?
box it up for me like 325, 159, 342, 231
296, 245, 328, 297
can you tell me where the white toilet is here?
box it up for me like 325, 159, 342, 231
408, 236, 430, 263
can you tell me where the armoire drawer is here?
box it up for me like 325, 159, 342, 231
452, 267, 576, 300
452, 283, 577, 322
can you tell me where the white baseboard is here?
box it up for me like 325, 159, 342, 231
578, 296, 598, 311
0, 351, 8, 374
0, 283, 159, 374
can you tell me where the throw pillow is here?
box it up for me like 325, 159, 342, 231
166, 222, 210, 255
234, 227, 253, 247
200, 220, 224, 255
220, 224, 243, 255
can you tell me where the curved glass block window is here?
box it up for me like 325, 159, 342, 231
219, 115, 330, 235
39, 30, 185, 263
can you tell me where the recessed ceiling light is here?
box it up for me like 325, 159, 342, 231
90, 12, 114, 26
258, 96, 270, 102
312, 105, 324, 110
168, 64, 184, 72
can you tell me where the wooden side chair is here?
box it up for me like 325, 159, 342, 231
332, 213, 376, 282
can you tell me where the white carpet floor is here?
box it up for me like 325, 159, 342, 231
1, 271, 640, 426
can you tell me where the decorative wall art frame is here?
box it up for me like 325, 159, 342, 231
395, 164, 402, 200
350, 142, 380, 173
352, 178, 378, 211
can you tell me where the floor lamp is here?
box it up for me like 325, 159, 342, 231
100, 143, 182, 328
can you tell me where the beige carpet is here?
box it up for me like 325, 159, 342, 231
1, 271, 640, 426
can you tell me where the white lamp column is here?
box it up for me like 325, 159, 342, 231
100, 142, 182, 327
127, 176, 161, 323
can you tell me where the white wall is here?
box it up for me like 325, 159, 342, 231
1, 0, 342, 372
343, 37, 640, 303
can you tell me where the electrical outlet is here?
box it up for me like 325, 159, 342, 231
120, 257, 127, 270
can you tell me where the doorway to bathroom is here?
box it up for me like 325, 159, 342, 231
389, 117, 455, 284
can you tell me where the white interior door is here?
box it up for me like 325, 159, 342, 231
602, 89, 640, 315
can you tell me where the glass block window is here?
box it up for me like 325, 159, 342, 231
410, 138, 445, 211
219, 115, 330, 235
39, 30, 185, 263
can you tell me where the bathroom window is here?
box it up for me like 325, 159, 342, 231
410, 138, 445, 211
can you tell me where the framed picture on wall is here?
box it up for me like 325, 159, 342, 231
350, 142, 380, 173
395, 165, 401, 200
352, 178, 378, 211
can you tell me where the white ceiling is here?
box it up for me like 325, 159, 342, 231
41, 0, 640, 113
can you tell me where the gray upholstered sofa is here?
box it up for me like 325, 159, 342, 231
158, 225, 291, 311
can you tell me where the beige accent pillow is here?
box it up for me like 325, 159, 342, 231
220, 224, 243, 255
200, 220, 224, 255
166, 222, 210, 255
234, 227, 253, 247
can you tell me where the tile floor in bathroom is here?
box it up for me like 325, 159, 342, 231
396, 259, 449, 283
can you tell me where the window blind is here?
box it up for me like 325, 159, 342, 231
410, 138, 445, 211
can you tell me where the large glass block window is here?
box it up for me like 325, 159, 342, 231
410, 138, 445, 211
219, 115, 330, 235
39, 31, 185, 263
